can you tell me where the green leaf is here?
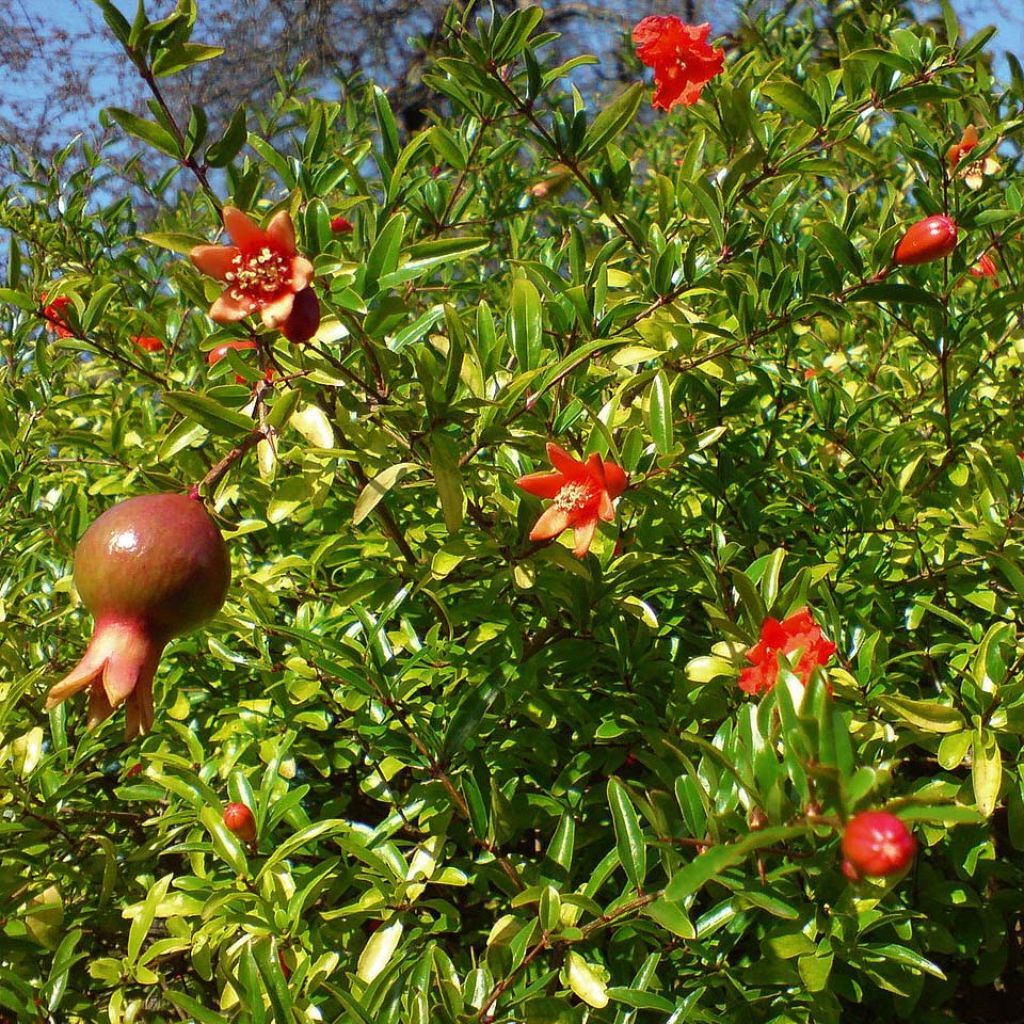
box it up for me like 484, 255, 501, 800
429, 435, 465, 534
364, 212, 406, 295
106, 107, 181, 158
648, 370, 673, 453
372, 85, 400, 169
607, 778, 647, 890
565, 951, 609, 1009
164, 991, 230, 1024
161, 391, 255, 436
972, 726, 1002, 817
377, 237, 488, 290
761, 81, 822, 126
357, 918, 403, 983
80, 283, 118, 333
152, 42, 224, 76
199, 806, 248, 875
126, 874, 172, 964
582, 82, 644, 157
851, 282, 944, 309
664, 827, 806, 901
352, 463, 420, 526
205, 104, 248, 167
509, 277, 542, 371
877, 695, 964, 734
139, 230, 207, 255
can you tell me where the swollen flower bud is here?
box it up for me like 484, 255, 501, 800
841, 810, 916, 879
223, 802, 257, 842
893, 215, 958, 266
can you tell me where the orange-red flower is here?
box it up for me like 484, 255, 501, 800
190, 206, 314, 330
947, 124, 1000, 189
969, 253, 999, 284
516, 443, 628, 558
131, 334, 164, 352
738, 607, 836, 696
42, 293, 74, 338
947, 124, 979, 170
632, 16, 724, 111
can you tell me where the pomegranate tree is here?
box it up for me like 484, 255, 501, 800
45, 493, 231, 738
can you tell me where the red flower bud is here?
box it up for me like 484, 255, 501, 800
207, 340, 258, 366
279, 287, 320, 343
969, 252, 998, 283
223, 802, 257, 842
893, 215, 958, 266
208, 340, 258, 383
330, 216, 354, 234
841, 810, 916, 879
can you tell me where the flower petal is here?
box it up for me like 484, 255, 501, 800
781, 607, 815, 635
516, 471, 566, 498
529, 505, 571, 541
601, 460, 628, 499
571, 517, 598, 557
222, 206, 266, 250
597, 489, 615, 522
102, 651, 143, 707
190, 244, 242, 280
124, 677, 155, 740
45, 647, 106, 708
738, 664, 771, 695
86, 681, 117, 730
209, 290, 255, 323
546, 442, 585, 478
260, 291, 297, 329
290, 255, 315, 292
266, 209, 297, 255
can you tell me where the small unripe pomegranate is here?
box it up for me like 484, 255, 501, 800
893, 214, 958, 266
223, 802, 257, 842
45, 494, 230, 738
280, 287, 320, 343
841, 810, 916, 880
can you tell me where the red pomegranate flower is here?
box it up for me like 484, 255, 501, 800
632, 16, 724, 111
190, 207, 314, 330
947, 124, 979, 170
42, 293, 74, 338
947, 124, 1000, 189
131, 334, 164, 353
969, 253, 999, 284
515, 443, 628, 558
738, 606, 836, 696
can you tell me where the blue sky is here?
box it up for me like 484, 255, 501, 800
7, 0, 1024, 158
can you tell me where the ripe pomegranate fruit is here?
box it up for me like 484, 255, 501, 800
280, 286, 320, 343
840, 810, 916, 880
223, 802, 257, 842
893, 214, 958, 266
45, 493, 230, 738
